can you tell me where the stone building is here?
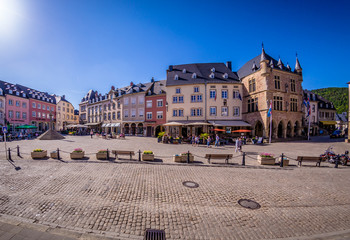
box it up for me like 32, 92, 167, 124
166, 62, 246, 138
238, 47, 304, 139
55, 95, 76, 131
0, 81, 7, 128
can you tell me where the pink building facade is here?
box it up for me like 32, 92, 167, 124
29, 98, 56, 132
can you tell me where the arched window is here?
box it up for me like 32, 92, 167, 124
192, 73, 197, 79
174, 74, 179, 80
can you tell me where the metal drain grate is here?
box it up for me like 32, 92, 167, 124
182, 181, 199, 188
144, 229, 166, 240
238, 199, 261, 209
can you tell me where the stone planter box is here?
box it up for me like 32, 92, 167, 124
257, 155, 275, 165
278, 157, 289, 167
70, 151, 85, 160
50, 152, 58, 159
96, 152, 108, 160
181, 155, 194, 163
31, 150, 47, 159
173, 155, 182, 162
142, 154, 154, 161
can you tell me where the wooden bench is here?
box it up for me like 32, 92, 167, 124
297, 156, 325, 167
205, 154, 233, 164
112, 150, 135, 160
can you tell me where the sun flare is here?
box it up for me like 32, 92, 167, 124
0, 0, 24, 37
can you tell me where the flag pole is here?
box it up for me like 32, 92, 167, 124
269, 100, 272, 144
308, 113, 311, 141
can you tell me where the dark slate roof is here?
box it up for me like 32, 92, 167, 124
166, 63, 239, 86
147, 80, 166, 96
303, 90, 336, 110
237, 53, 292, 79
81, 90, 98, 102
117, 82, 153, 96
16, 84, 56, 104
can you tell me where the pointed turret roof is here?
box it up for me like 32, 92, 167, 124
277, 57, 283, 69
286, 63, 291, 71
295, 56, 302, 70
252, 62, 258, 71
269, 59, 274, 68
260, 46, 267, 62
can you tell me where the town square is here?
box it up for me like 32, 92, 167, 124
1, 0, 350, 239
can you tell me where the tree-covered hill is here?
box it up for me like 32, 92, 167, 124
311, 87, 348, 114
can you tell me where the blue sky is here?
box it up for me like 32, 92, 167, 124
0, 0, 349, 108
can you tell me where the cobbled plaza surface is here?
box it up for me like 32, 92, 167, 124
0, 135, 350, 239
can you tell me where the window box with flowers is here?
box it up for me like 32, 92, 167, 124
173, 154, 182, 162
278, 156, 289, 167
96, 150, 109, 160
70, 148, 85, 159
142, 151, 154, 161
31, 149, 47, 159
257, 153, 275, 165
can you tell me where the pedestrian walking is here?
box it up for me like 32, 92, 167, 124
235, 138, 239, 152
207, 136, 211, 148
90, 130, 94, 139
195, 135, 199, 146
215, 134, 219, 147
238, 137, 242, 152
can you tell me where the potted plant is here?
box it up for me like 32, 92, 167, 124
96, 150, 109, 160
142, 150, 154, 161
257, 153, 275, 165
50, 150, 58, 159
31, 149, 47, 159
173, 154, 182, 162
157, 132, 165, 143
70, 148, 85, 159
181, 152, 194, 162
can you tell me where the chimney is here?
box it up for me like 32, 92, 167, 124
130, 81, 134, 86
226, 61, 232, 71
151, 77, 155, 83
169, 65, 173, 71
62, 95, 65, 99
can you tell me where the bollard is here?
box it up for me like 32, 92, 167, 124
242, 152, 245, 166
187, 150, 190, 164
57, 148, 60, 160
280, 153, 284, 167
17, 145, 20, 157
335, 157, 339, 168
138, 150, 141, 161
107, 148, 110, 160
8, 148, 11, 161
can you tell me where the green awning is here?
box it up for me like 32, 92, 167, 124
15, 124, 37, 129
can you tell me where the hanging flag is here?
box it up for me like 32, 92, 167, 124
304, 98, 311, 117
238, 93, 242, 101
267, 101, 272, 117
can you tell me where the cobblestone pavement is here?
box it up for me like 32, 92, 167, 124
0, 136, 350, 239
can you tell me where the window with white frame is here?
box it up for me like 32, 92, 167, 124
197, 95, 202, 102
139, 96, 144, 104
233, 107, 240, 116
38, 112, 41, 118
146, 100, 152, 108
146, 112, 152, 120
9, 110, 13, 118
124, 109, 129, 117
38, 103, 41, 109
178, 109, 184, 116
16, 101, 20, 107
173, 96, 178, 103
194, 86, 199, 92
9, 99, 13, 105
16, 111, 20, 119
124, 97, 129, 105
179, 96, 184, 103
22, 112, 27, 119
139, 109, 144, 117
173, 109, 178, 117
22, 102, 27, 108
42, 104, 45, 110
210, 107, 216, 116
210, 90, 216, 99
191, 108, 202, 116
43, 113, 46, 118
131, 97, 136, 105
175, 88, 181, 94
32, 111, 36, 117
131, 109, 136, 117
32, 102, 36, 108
157, 111, 163, 119
157, 99, 163, 107
222, 90, 228, 99
221, 106, 228, 116
233, 90, 240, 99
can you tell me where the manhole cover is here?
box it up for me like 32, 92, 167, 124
182, 181, 199, 188
144, 229, 166, 240
238, 199, 261, 209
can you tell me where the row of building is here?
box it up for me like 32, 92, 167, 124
78, 46, 342, 139
0, 80, 79, 133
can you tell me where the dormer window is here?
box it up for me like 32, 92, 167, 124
192, 73, 197, 79
211, 68, 215, 73
16, 91, 19, 96
0, 89, 3, 95
223, 73, 228, 79
9, 90, 13, 94
174, 74, 179, 80
209, 73, 215, 79
182, 69, 186, 73
37, 96, 40, 100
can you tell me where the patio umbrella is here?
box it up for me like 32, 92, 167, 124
75, 124, 87, 128
187, 122, 211, 126
163, 122, 184, 126
211, 128, 226, 132
232, 129, 252, 133
15, 124, 37, 129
